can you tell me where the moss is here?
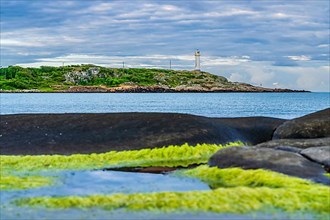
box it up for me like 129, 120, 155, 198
16, 186, 329, 217
0, 142, 242, 172
177, 165, 318, 189
0, 175, 53, 190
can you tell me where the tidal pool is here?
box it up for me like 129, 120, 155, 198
0, 170, 317, 220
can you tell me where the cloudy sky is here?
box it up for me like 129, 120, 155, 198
1, 0, 329, 91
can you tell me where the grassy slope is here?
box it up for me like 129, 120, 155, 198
0, 65, 234, 91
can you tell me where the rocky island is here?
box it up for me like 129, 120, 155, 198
0, 65, 307, 92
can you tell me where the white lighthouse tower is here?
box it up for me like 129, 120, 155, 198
194, 49, 201, 71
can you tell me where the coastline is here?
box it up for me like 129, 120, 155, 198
0, 85, 310, 93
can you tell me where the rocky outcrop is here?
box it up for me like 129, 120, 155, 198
207, 109, 330, 184
255, 137, 330, 149
61, 85, 305, 93
300, 146, 330, 169
64, 67, 101, 84
273, 108, 330, 139
1, 85, 308, 93
208, 146, 329, 184
0, 113, 284, 155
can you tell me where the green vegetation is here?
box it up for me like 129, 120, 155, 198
16, 168, 330, 217
0, 175, 53, 190
178, 165, 324, 189
0, 65, 230, 91
0, 143, 242, 191
0, 142, 242, 173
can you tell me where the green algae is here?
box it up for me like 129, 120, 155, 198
0, 143, 242, 191
0, 175, 53, 190
0, 142, 242, 172
13, 165, 330, 218
177, 165, 319, 189
15, 185, 330, 217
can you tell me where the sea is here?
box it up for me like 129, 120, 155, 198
1, 92, 329, 119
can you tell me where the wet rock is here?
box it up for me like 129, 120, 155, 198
300, 146, 330, 168
255, 137, 330, 149
209, 147, 329, 185
273, 108, 330, 139
0, 113, 284, 155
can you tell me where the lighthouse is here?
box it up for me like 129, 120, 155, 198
195, 49, 201, 71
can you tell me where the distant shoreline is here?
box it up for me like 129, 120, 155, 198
0, 85, 310, 93
0, 65, 310, 93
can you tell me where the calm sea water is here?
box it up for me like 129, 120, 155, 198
1, 93, 329, 119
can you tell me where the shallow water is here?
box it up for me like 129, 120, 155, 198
1, 208, 316, 220
0, 170, 210, 219
1, 170, 209, 201
1, 92, 329, 119
0, 170, 316, 220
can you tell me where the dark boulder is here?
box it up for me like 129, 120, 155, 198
218, 117, 286, 145
255, 137, 330, 150
0, 113, 284, 155
300, 146, 330, 169
209, 146, 329, 185
273, 108, 330, 139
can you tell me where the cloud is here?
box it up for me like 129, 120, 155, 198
1, 39, 44, 47
287, 55, 311, 61
2, 0, 329, 91
16, 53, 252, 69
87, 3, 114, 12
203, 56, 250, 66
229, 73, 247, 82
317, 44, 329, 48
296, 69, 330, 91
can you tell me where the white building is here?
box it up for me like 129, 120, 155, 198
195, 49, 201, 71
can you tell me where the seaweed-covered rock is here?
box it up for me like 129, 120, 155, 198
208, 147, 329, 184
255, 137, 330, 149
273, 108, 330, 139
300, 146, 330, 169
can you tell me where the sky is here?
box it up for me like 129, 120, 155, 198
1, 0, 329, 91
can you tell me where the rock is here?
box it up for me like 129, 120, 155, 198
219, 117, 286, 145
271, 146, 302, 153
0, 113, 284, 155
208, 147, 329, 184
273, 108, 330, 139
300, 146, 330, 169
255, 137, 330, 149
